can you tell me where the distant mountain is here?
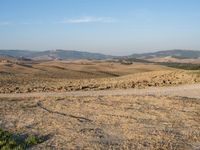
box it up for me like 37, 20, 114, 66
1, 49, 200, 62
0, 54, 19, 62
0, 49, 111, 60
128, 50, 200, 59
0, 50, 36, 58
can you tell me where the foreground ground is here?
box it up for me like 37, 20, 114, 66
0, 85, 200, 150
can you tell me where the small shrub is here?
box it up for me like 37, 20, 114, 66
0, 129, 42, 150
25, 135, 38, 145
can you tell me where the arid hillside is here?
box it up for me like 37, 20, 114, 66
0, 59, 200, 93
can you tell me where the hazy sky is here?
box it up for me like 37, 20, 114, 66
0, 0, 200, 55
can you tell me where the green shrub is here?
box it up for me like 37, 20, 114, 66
0, 129, 42, 150
25, 135, 39, 145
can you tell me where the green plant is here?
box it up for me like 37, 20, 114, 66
25, 135, 38, 145
0, 129, 42, 150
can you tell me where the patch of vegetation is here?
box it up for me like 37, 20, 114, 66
16, 63, 33, 68
171, 55, 189, 59
159, 62, 200, 70
0, 129, 45, 150
118, 58, 151, 65
118, 60, 133, 65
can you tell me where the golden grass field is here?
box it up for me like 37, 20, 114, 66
0, 59, 200, 149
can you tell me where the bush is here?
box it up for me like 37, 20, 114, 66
0, 129, 42, 150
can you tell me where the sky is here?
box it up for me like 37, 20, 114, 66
0, 0, 200, 55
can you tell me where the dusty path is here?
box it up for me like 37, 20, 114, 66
0, 83, 200, 98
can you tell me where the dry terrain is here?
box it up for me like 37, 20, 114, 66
0, 59, 200, 93
0, 83, 200, 99
0, 59, 200, 149
0, 94, 200, 149
146, 56, 200, 64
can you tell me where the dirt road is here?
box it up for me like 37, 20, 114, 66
0, 83, 200, 98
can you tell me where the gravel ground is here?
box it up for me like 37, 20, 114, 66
0, 83, 200, 99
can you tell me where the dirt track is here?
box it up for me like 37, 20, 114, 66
0, 83, 200, 99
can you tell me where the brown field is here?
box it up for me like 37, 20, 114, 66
0, 59, 172, 79
0, 59, 200, 93
0, 59, 200, 149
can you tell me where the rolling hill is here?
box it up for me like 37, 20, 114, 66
128, 49, 200, 59
0, 49, 111, 60
1, 49, 200, 63
122, 50, 200, 64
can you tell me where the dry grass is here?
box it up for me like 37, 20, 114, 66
0, 60, 200, 93
0, 96, 199, 149
0, 60, 171, 79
